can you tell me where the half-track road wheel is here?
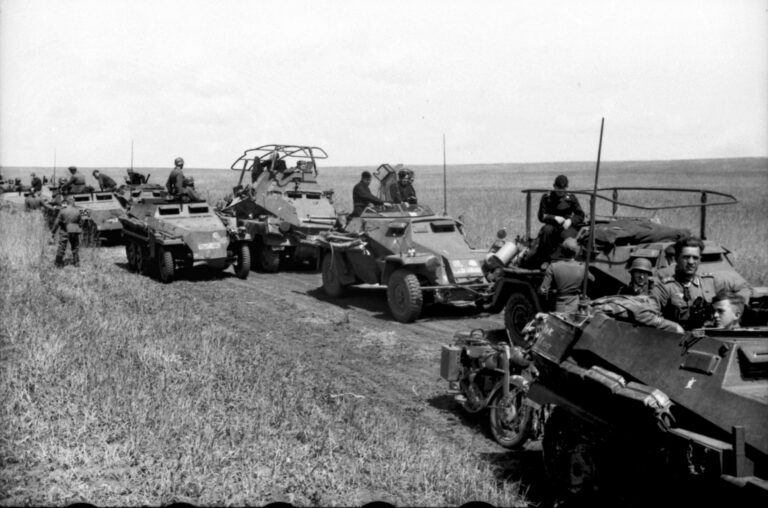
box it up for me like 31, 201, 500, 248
387, 269, 423, 323
125, 241, 137, 271
157, 248, 175, 283
504, 292, 535, 345
489, 388, 534, 449
234, 243, 251, 279
321, 253, 347, 298
258, 245, 281, 273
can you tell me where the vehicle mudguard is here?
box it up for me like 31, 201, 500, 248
489, 278, 543, 314
381, 254, 433, 284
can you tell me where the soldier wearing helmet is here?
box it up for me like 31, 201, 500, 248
619, 257, 655, 296
51, 196, 83, 267
389, 168, 417, 205
538, 237, 593, 313
61, 166, 87, 194
166, 157, 186, 197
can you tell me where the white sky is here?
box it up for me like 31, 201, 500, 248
1, 0, 766, 168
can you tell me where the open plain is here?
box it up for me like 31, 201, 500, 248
1, 158, 767, 506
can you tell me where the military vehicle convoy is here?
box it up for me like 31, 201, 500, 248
317, 201, 491, 323
516, 311, 768, 505
485, 186, 748, 342
40, 190, 126, 245
219, 145, 338, 272
119, 196, 251, 282
114, 169, 166, 208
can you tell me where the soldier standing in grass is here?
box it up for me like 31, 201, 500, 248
52, 197, 83, 267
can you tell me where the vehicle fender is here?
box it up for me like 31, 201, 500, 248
382, 254, 433, 283
325, 250, 357, 285
489, 279, 543, 314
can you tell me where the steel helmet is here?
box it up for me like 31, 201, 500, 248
629, 257, 653, 274
174, 157, 184, 167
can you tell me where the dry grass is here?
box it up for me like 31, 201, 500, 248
0, 211, 526, 506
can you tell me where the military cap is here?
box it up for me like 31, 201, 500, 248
68, 166, 77, 172
361, 171, 372, 179
174, 157, 184, 167
554, 174, 569, 189
629, 257, 653, 274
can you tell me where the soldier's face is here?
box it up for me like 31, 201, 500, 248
553, 186, 566, 198
631, 270, 649, 287
677, 247, 701, 277
713, 300, 740, 329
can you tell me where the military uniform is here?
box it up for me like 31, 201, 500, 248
389, 181, 417, 205
96, 173, 117, 191
529, 191, 586, 265
539, 258, 588, 313
591, 295, 682, 333
30, 176, 42, 193
351, 181, 384, 216
53, 206, 83, 267
62, 172, 87, 194
166, 167, 185, 196
651, 272, 752, 330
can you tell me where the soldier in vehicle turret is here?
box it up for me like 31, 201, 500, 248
711, 290, 745, 330
389, 169, 417, 205
93, 170, 117, 191
651, 236, 752, 330
351, 171, 390, 217
30, 173, 43, 193
618, 257, 654, 296
61, 166, 88, 194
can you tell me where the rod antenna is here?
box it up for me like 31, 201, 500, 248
442, 134, 447, 216
581, 117, 605, 300
130, 140, 134, 171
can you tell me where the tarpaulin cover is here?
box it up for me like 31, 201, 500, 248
591, 220, 690, 250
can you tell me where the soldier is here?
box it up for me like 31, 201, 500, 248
389, 169, 417, 205
526, 174, 585, 267
30, 172, 43, 193
92, 170, 117, 191
538, 238, 592, 313
618, 257, 654, 296
651, 236, 752, 330
166, 157, 186, 197
351, 171, 389, 217
61, 166, 87, 194
711, 290, 745, 330
51, 197, 83, 267
591, 295, 684, 333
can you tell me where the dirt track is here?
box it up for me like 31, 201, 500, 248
105, 246, 551, 504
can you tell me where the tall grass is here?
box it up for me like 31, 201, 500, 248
0, 211, 526, 506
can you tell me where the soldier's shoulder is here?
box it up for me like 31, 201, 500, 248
660, 276, 678, 284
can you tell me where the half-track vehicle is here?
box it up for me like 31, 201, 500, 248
485, 187, 763, 342
219, 144, 337, 272
41, 190, 126, 245
514, 310, 768, 506
119, 196, 251, 282
318, 190, 491, 322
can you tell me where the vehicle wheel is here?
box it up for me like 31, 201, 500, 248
234, 243, 251, 279
542, 407, 603, 501
125, 241, 137, 270
135, 244, 147, 274
157, 248, 175, 283
504, 292, 535, 345
259, 246, 280, 273
387, 269, 423, 323
489, 388, 533, 449
83, 221, 100, 247
321, 253, 346, 298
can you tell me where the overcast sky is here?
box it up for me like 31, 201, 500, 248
1, 0, 766, 168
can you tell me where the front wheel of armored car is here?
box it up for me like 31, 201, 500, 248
489, 388, 533, 449
387, 269, 423, 323
234, 243, 251, 279
504, 292, 535, 345
258, 245, 281, 273
157, 248, 175, 283
321, 253, 347, 298
125, 241, 138, 271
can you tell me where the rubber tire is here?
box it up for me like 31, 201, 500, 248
387, 269, 423, 323
489, 388, 533, 449
157, 248, 175, 283
504, 292, 535, 345
234, 243, 251, 279
321, 253, 347, 298
135, 244, 147, 274
259, 246, 281, 273
83, 221, 99, 247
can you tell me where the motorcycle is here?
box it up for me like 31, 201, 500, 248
440, 327, 548, 449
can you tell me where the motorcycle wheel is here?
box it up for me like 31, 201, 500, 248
489, 388, 533, 449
